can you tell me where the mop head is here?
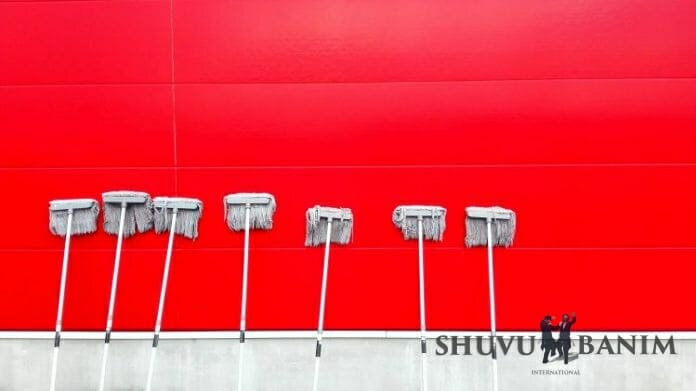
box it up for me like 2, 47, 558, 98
102, 191, 153, 237
465, 206, 516, 247
49, 199, 100, 237
153, 197, 203, 240
392, 205, 447, 241
224, 193, 276, 231
305, 206, 353, 247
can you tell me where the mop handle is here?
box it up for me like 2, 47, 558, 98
316, 218, 332, 355
238, 206, 251, 391
240, 205, 251, 342
98, 204, 127, 391
417, 217, 427, 348
154, 209, 178, 340
486, 217, 497, 356
486, 217, 499, 391
312, 218, 332, 391
105, 204, 127, 341
49, 210, 73, 391
54, 210, 73, 346
146, 209, 178, 391
417, 217, 428, 391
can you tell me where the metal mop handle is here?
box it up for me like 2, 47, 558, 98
49, 210, 73, 391
486, 217, 498, 391
417, 217, 428, 391
98, 203, 127, 391
312, 218, 332, 391
145, 209, 178, 391
237, 205, 251, 391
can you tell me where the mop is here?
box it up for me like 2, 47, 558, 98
48, 198, 99, 391
305, 206, 353, 391
99, 191, 153, 391
145, 197, 203, 391
392, 205, 446, 391
465, 206, 516, 391
224, 193, 276, 391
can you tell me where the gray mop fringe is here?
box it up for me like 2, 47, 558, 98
305, 206, 353, 247
224, 194, 276, 231
154, 201, 203, 240
392, 206, 446, 241
102, 192, 153, 238
465, 208, 516, 248
49, 203, 99, 237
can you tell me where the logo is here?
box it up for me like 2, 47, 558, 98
540, 312, 576, 365
435, 312, 677, 367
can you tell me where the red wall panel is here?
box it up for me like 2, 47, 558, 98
2, 247, 694, 331
1, 0, 695, 331
175, 81, 696, 167
0, 169, 175, 250
0, 250, 62, 330
0, 1, 171, 85
0, 86, 174, 168
175, 166, 696, 250
494, 249, 696, 331
0, 249, 168, 331
174, 0, 696, 83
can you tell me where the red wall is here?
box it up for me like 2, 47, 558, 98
1, 0, 695, 332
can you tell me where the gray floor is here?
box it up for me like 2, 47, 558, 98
0, 337, 693, 390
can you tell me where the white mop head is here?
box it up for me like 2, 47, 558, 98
49, 198, 100, 237
102, 191, 153, 237
392, 205, 447, 241
153, 197, 203, 240
305, 206, 353, 247
465, 206, 516, 247
224, 193, 276, 231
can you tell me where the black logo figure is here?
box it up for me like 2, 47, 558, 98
540, 315, 559, 363
540, 312, 576, 364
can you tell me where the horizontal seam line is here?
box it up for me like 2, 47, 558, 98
1, 331, 695, 337
3, 163, 696, 170
0, 0, 162, 4
2, 247, 696, 252
2, 76, 696, 87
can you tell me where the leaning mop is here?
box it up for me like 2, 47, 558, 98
99, 191, 153, 391
145, 197, 203, 391
465, 206, 516, 391
48, 198, 99, 391
392, 205, 446, 391
224, 193, 276, 391
305, 206, 353, 391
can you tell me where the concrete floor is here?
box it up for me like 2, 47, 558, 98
0, 337, 693, 390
